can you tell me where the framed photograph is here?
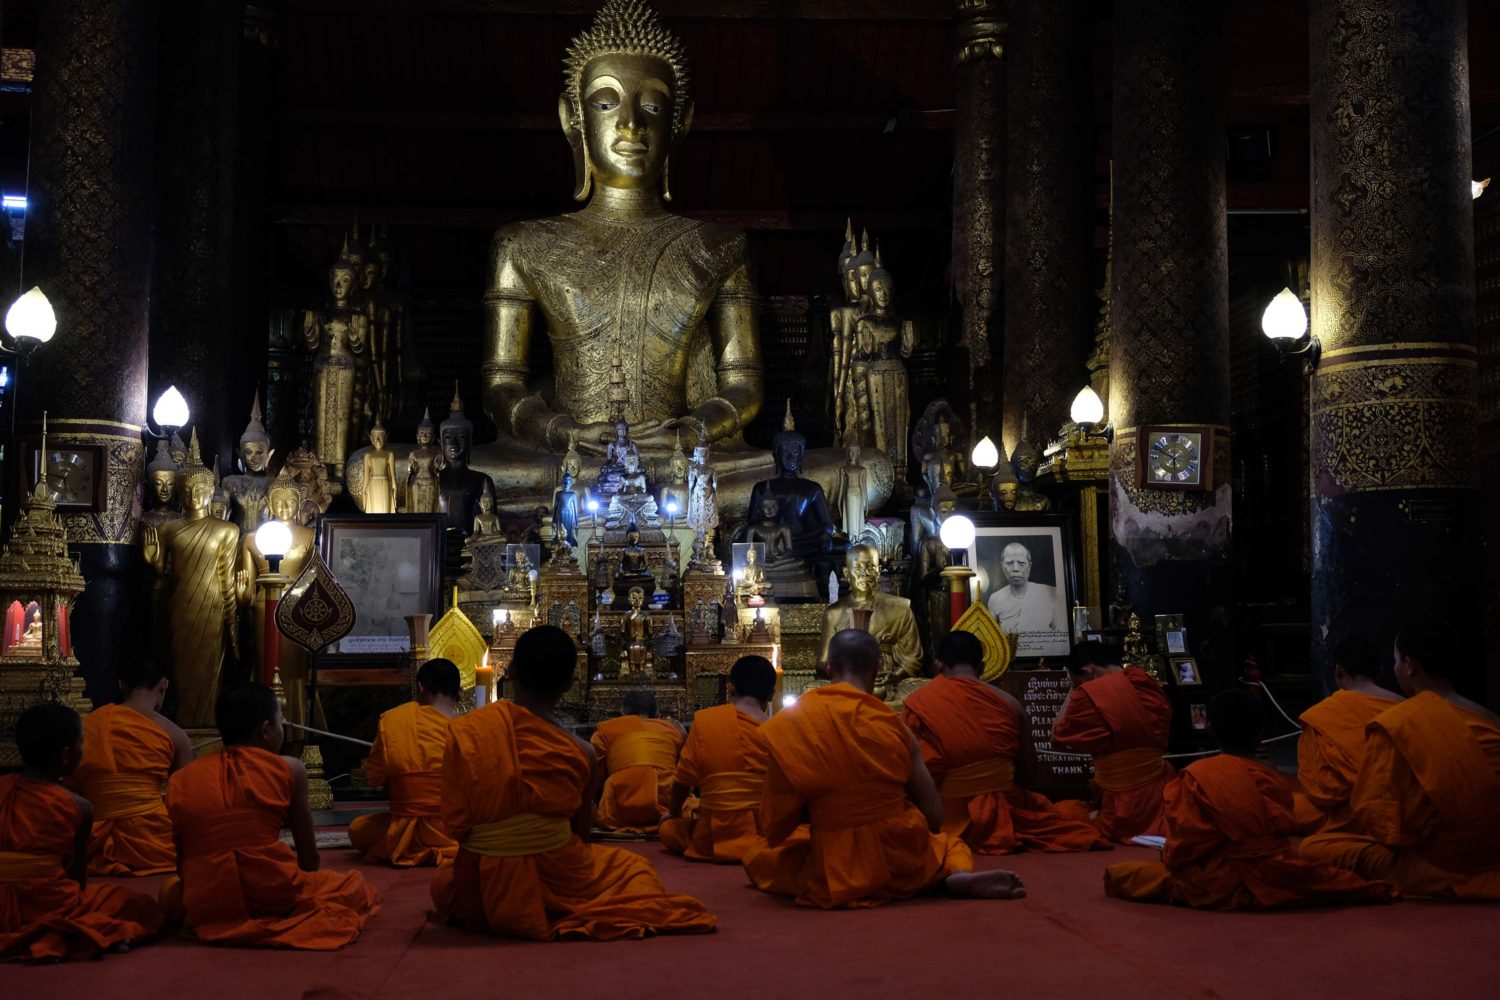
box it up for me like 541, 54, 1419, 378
966, 513, 1078, 659
317, 514, 444, 663
1165, 628, 1188, 655
1190, 703, 1209, 730
23, 443, 107, 512
1170, 656, 1202, 687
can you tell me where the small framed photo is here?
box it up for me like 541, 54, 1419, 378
1164, 628, 1188, 655
318, 514, 445, 664
1170, 656, 1202, 687
24, 443, 107, 512
1190, 703, 1209, 730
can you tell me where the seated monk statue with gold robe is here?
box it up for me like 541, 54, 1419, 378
660, 654, 783, 863
432, 625, 715, 940
591, 688, 684, 833
1301, 620, 1500, 899
902, 632, 1108, 856
471, 0, 890, 516
163, 685, 379, 949
349, 659, 460, 868
820, 543, 921, 700
742, 630, 1026, 908
65, 659, 193, 876
1292, 636, 1400, 834
1107, 690, 1395, 910
1, 704, 164, 962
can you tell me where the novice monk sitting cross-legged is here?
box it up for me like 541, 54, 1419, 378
1, 703, 164, 962
592, 688, 685, 833
349, 658, 461, 867
660, 654, 779, 863
1300, 619, 1500, 899
65, 657, 192, 876
902, 631, 1109, 855
163, 684, 380, 949
1293, 636, 1400, 834
1104, 689, 1395, 910
431, 625, 716, 940
742, 629, 1026, 908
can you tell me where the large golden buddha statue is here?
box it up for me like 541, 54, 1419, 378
472, 0, 891, 515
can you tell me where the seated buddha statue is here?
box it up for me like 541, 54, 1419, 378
746, 403, 836, 596
743, 495, 817, 600
612, 521, 655, 602
735, 543, 773, 603
469, 0, 891, 517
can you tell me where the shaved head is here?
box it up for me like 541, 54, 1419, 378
826, 629, 881, 692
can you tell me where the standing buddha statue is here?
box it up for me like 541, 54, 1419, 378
405, 407, 440, 514
686, 434, 718, 546
302, 236, 369, 478
222, 392, 275, 537
357, 419, 398, 514
828, 221, 865, 444
832, 444, 870, 541
143, 430, 241, 728
850, 249, 915, 478
658, 436, 690, 523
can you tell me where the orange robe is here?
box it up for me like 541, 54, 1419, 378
348, 701, 457, 867
742, 683, 972, 909
1052, 667, 1173, 840
0, 774, 163, 961
431, 701, 716, 940
1294, 689, 1397, 833
165, 746, 379, 949
1300, 692, 1500, 899
660, 703, 768, 863
902, 675, 1109, 855
591, 715, 684, 832
65, 703, 177, 876
1104, 754, 1394, 909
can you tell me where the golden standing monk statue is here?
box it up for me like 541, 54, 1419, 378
820, 542, 922, 701
235, 471, 316, 725
303, 238, 369, 477
471, 0, 891, 515
143, 430, 241, 728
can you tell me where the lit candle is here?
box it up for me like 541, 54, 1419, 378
474, 652, 494, 708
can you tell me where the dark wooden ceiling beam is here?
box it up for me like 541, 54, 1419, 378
277, 108, 956, 132
272, 204, 943, 230
282, 0, 953, 20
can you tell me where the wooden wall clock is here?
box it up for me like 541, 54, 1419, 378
1137, 426, 1213, 491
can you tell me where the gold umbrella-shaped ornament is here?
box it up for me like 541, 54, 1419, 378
952, 602, 1014, 683
429, 587, 488, 705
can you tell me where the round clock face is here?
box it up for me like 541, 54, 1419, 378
45, 451, 92, 504
1148, 433, 1202, 485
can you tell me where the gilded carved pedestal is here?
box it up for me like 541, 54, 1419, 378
1106, 0, 1232, 680
1309, 0, 1480, 687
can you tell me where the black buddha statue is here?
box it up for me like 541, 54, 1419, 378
437, 382, 497, 537
746, 402, 836, 593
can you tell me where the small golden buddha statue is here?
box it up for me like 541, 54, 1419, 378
735, 543, 773, 601
915, 400, 978, 498
832, 445, 870, 540
302, 236, 369, 477
658, 436, 690, 523
143, 429, 241, 728
502, 546, 536, 603
405, 408, 440, 514
236, 470, 316, 724
222, 392, 274, 536
141, 439, 182, 531
473, 483, 503, 537
820, 542, 922, 700
620, 586, 653, 679
686, 435, 718, 544
357, 419, 398, 514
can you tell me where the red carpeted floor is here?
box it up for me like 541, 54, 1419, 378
11, 841, 1499, 999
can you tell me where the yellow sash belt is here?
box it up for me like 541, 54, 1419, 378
698, 771, 763, 812
1093, 747, 1166, 791
938, 757, 1015, 798
388, 771, 443, 818
85, 772, 166, 821
0, 850, 64, 881
462, 813, 573, 858
608, 732, 679, 773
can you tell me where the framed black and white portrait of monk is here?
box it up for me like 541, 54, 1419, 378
965, 513, 1078, 660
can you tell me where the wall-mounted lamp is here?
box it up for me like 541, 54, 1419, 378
1070, 385, 1112, 443
1261, 286, 1319, 373
1474, 178, 1490, 200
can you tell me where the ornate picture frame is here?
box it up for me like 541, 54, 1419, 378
316, 514, 444, 667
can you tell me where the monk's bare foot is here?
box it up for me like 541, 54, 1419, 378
945, 869, 1026, 899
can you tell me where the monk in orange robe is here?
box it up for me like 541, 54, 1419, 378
660, 654, 777, 863
1106, 689, 1394, 909
1294, 636, 1400, 833
349, 658, 459, 867
1302, 620, 1500, 898
164, 684, 379, 949
902, 631, 1109, 855
1, 703, 163, 961
1051, 641, 1173, 840
743, 629, 1026, 908
591, 688, 684, 833
432, 625, 715, 940
65, 659, 192, 876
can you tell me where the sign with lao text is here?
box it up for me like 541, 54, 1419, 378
999, 669, 1093, 795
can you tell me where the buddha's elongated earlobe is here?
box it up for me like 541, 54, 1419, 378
559, 93, 592, 202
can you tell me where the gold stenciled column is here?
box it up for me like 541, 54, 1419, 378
1107, 0, 1232, 678
951, 0, 1006, 440
21, 0, 159, 703
1002, 0, 1094, 458
1309, 0, 1480, 689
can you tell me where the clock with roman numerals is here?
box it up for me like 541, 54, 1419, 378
1138, 426, 1212, 491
